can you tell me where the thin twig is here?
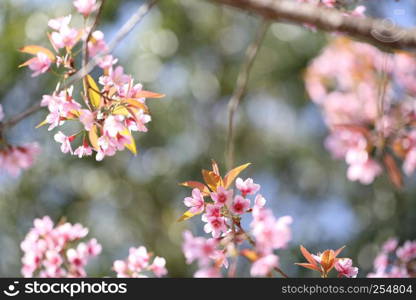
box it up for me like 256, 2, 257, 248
1, 103, 42, 131
1, 0, 157, 132
225, 20, 269, 170
67, 0, 158, 86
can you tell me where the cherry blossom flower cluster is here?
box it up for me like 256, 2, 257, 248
180, 161, 293, 277
20, 216, 102, 277
113, 246, 168, 278
21, 215, 168, 278
305, 37, 416, 187
19, 0, 164, 161
0, 104, 40, 176
297, 245, 359, 278
368, 238, 416, 278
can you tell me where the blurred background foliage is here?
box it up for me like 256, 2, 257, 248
0, 0, 415, 277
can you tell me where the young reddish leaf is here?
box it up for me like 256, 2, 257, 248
334, 246, 346, 257
223, 162, 251, 189
202, 169, 223, 192
320, 250, 335, 272
177, 209, 202, 222
134, 90, 165, 99
299, 245, 317, 266
295, 263, 321, 272
211, 159, 220, 176
179, 181, 210, 196
383, 154, 403, 189
20, 45, 55, 61
84, 75, 101, 109
89, 125, 100, 151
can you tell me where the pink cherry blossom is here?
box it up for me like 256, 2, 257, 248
79, 109, 95, 131
0, 143, 40, 177
48, 15, 72, 31
194, 267, 221, 278
203, 216, 227, 238
229, 195, 250, 215
28, 52, 52, 77
335, 258, 359, 278
235, 177, 260, 196
21, 216, 101, 278
50, 25, 79, 49
74, 144, 93, 158
54, 131, 74, 154
250, 254, 279, 277
74, 0, 98, 17
113, 246, 167, 278
396, 241, 416, 263
346, 158, 382, 185
87, 30, 107, 57
210, 187, 233, 206
149, 257, 168, 277
183, 188, 205, 215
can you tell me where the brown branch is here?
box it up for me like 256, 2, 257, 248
226, 20, 269, 170
211, 0, 416, 51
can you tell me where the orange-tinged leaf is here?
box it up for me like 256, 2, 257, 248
334, 246, 346, 257
134, 90, 165, 99
240, 249, 259, 262
84, 75, 101, 109
211, 159, 220, 176
20, 45, 55, 61
120, 129, 137, 155
383, 154, 403, 189
89, 125, 100, 150
202, 169, 223, 192
300, 245, 317, 266
179, 181, 210, 196
295, 263, 321, 272
124, 99, 148, 113
320, 250, 335, 272
177, 209, 201, 222
223, 162, 251, 189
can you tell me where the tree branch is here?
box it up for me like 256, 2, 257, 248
226, 20, 269, 170
211, 0, 416, 51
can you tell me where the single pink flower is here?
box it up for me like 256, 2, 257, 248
54, 131, 74, 154
149, 257, 168, 277
28, 52, 52, 77
183, 188, 205, 215
210, 187, 233, 206
235, 177, 260, 196
335, 258, 359, 278
229, 195, 250, 215
74, 0, 98, 17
